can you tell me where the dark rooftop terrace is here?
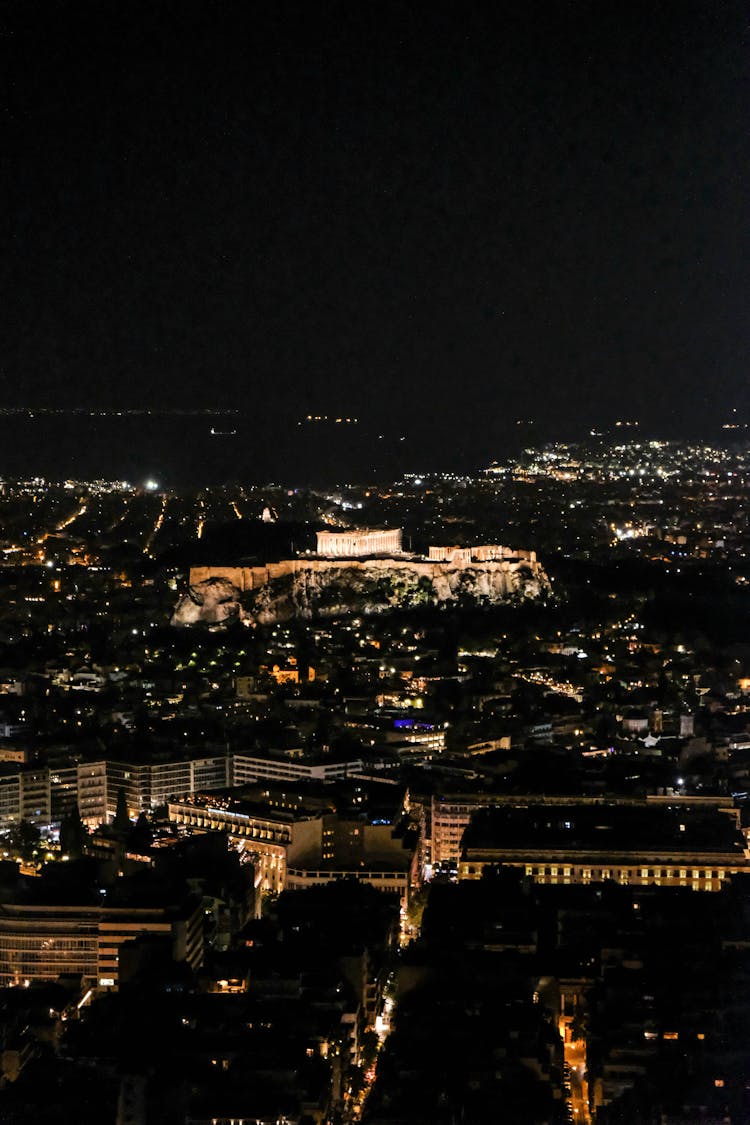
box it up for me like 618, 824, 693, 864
462, 803, 747, 858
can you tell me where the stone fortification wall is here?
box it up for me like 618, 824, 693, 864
188, 560, 313, 591
188, 555, 542, 592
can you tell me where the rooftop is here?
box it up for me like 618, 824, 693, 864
462, 803, 748, 859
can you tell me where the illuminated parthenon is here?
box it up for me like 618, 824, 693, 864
316, 527, 403, 557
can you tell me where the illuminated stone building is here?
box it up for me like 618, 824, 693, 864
428, 543, 537, 564
316, 528, 402, 556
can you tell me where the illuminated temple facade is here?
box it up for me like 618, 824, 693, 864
316, 528, 403, 557
314, 529, 538, 563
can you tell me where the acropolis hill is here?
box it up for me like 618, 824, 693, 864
172, 529, 551, 626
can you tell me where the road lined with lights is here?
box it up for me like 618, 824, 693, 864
143, 495, 169, 557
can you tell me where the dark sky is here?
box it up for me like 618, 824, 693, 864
4, 0, 749, 445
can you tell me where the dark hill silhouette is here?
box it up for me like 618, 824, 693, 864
154, 520, 322, 570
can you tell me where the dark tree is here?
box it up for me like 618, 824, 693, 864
60, 804, 87, 859
128, 812, 153, 853
9, 819, 42, 862
112, 788, 132, 834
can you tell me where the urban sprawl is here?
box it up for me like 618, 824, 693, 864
0, 438, 748, 1123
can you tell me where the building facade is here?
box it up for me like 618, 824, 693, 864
232, 754, 363, 786
316, 528, 403, 557
458, 800, 750, 892
0, 754, 233, 830
0, 752, 366, 833
427, 544, 537, 564
167, 796, 294, 895
167, 798, 417, 906
0, 899, 203, 988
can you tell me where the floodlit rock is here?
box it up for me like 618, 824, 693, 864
173, 556, 550, 627
171, 576, 242, 627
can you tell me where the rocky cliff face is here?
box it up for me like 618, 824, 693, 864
171, 557, 551, 627
171, 576, 244, 627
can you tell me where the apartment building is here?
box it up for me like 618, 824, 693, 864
0, 754, 232, 829
232, 753, 363, 786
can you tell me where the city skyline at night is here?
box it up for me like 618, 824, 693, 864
3, 2, 749, 1122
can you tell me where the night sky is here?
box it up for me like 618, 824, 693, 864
4, 0, 749, 455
